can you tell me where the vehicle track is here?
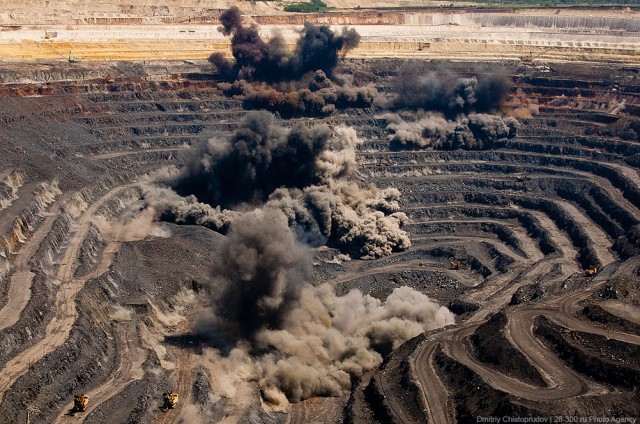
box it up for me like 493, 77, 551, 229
154, 309, 197, 424
405, 219, 544, 262
0, 197, 68, 330
413, 339, 453, 424
53, 323, 146, 423
413, 262, 640, 421
154, 347, 194, 424
0, 184, 135, 403
288, 402, 305, 424
88, 146, 190, 161
598, 301, 640, 325
331, 257, 480, 290
412, 230, 579, 422
288, 397, 345, 424
411, 236, 528, 265
374, 372, 415, 424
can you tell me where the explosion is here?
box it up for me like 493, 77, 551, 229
378, 64, 520, 150
147, 111, 410, 258
209, 6, 376, 117
210, 6, 360, 82
203, 209, 454, 406
140, 18, 520, 407
142, 110, 452, 406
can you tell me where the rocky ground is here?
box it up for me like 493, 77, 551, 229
0, 3, 638, 62
0, 55, 638, 423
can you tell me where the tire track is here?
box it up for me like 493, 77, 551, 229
53, 323, 147, 423
413, 261, 640, 420
0, 184, 135, 403
0, 196, 68, 330
88, 146, 190, 161
156, 347, 194, 424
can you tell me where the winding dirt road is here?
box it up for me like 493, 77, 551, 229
88, 146, 190, 161
0, 184, 135, 403
412, 261, 640, 422
0, 197, 68, 331
54, 323, 147, 423
413, 339, 453, 424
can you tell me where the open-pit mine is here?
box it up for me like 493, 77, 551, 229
0, 1, 639, 423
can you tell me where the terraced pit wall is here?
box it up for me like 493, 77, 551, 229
0, 53, 639, 422
0, 8, 639, 63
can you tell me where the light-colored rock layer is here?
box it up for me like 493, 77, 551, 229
0, 8, 638, 63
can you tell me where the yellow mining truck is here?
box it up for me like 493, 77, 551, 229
162, 391, 179, 410
585, 266, 598, 277
450, 260, 461, 270
73, 394, 89, 413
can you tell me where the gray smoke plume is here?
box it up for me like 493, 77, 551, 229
209, 7, 373, 117
383, 111, 520, 151
210, 7, 360, 82
170, 111, 331, 209
146, 111, 409, 259
218, 71, 378, 118
211, 210, 311, 340
202, 209, 453, 406
377, 64, 512, 117
377, 65, 520, 151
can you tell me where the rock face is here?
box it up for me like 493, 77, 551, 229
0, 8, 640, 420
0, 4, 638, 62
0, 55, 640, 422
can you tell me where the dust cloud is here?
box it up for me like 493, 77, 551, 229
139, 30, 487, 408
198, 209, 453, 407
146, 111, 409, 259
383, 110, 519, 150
210, 6, 359, 82
142, 110, 453, 406
378, 64, 521, 150
210, 6, 376, 117
377, 64, 511, 116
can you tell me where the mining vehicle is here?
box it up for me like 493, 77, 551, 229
585, 266, 598, 276
73, 394, 89, 413
68, 52, 82, 63
520, 48, 549, 62
450, 260, 461, 270
105, 75, 115, 83
163, 391, 179, 410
